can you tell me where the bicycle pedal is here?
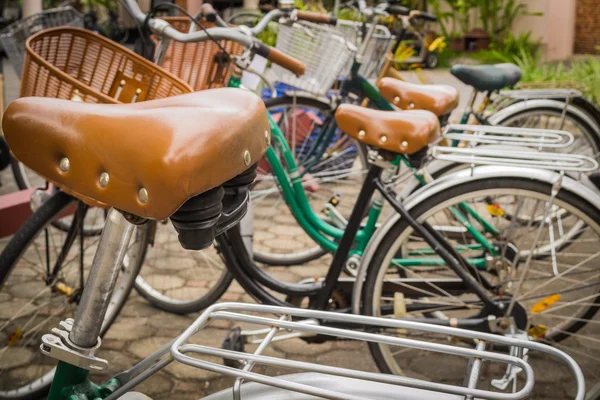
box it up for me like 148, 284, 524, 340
221, 327, 246, 369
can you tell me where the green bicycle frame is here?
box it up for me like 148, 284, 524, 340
229, 62, 500, 268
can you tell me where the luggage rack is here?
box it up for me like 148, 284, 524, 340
106, 303, 585, 400
442, 124, 575, 148
498, 88, 583, 100
432, 146, 598, 172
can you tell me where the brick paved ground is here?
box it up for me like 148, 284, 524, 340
0, 64, 596, 399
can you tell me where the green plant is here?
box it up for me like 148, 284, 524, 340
469, 32, 540, 64
514, 51, 600, 105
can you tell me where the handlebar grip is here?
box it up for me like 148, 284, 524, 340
417, 11, 437, 22
200, 3, 218, 23
295, 10, 337, 25
255, 42, 306, 77
386, 4, 410, 16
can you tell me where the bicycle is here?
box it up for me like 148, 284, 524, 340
120, 0, 600, 324
1, 57, 588, 400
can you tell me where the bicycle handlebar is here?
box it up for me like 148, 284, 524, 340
255, 43, 306, 76
295, 10, 338, 25
385, 4, 409, 16
118, 0, 306, 76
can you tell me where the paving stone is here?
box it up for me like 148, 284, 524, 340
315, 349, 378, 372
165, 356, 221, 380
102, 339, 127, 351
143, 274, 185, 291
105, 317, 152, 340
121, 301, 161, 318
134, 371, 174, 395
147, 312, 194, 333
7, 281, 46, 300
128, 337, 172, 360
0, 346, 34, 369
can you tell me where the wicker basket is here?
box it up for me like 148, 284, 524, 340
336, 20, 393, 81
0, 6, 84, 77
21, 27, 193, 103
266, 20, 356, 96
154, 18, 244, 91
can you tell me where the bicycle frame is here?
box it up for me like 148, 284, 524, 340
232, 63, 500, 269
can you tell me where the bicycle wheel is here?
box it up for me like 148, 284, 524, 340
0, 191, 147, 399
133, 220, 234, 314
252, 95, 368, 266
363, 177, 600, 392
10, 158, 107, 236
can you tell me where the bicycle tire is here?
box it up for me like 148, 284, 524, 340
0, 191, 147, 399
362, 176, 600, 377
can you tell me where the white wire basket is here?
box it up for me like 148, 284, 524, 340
336, 19, 393, 81
267, 20, 356, 96
0, 6, 84, 77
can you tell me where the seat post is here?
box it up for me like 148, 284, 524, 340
69, 208, 134, 348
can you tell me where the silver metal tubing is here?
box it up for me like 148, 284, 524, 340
232, 315, 287, 400
443, 124, 575, 148
250, 9, 283, 36
499, 88, 583, 100
69, 209, 134, 348
432, 146, 599, 172
167, 303, 585, 400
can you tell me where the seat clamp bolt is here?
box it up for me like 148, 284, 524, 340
59, 157, 70, 172
138, 188, 148, 204
358, 130, 366, 138
394, 96, 400, 103
243, 150, 251, 166
99, 172, 109, 187
265, 130, 271, 146
401, 140, 408, 149
380, 135, 388, 143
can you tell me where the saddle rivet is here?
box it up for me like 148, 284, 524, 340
358, 130, 366, 138
138, 188, 148, 204
394, 96, 400, 103
99, 172, 109, 187
380, 135, 388, 143
408, 102, 415, 109
135, 88, 142, 95
265, 130, 271, 146
59, 157, 70, 172
243, 150, 251, 166
401, 140, 408, 149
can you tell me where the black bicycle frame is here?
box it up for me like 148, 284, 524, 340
220, 161, 506, 331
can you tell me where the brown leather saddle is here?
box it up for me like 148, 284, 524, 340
3, 88, 271, 221
377, 77, 459, 117
335, 105, 440, 155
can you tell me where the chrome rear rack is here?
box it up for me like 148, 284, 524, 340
499, 88, 583, 100
432, 146, 598, 172
107, 303, 586, 400
442, 124, 574, 148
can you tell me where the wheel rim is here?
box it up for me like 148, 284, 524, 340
370, 186, 600, 388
